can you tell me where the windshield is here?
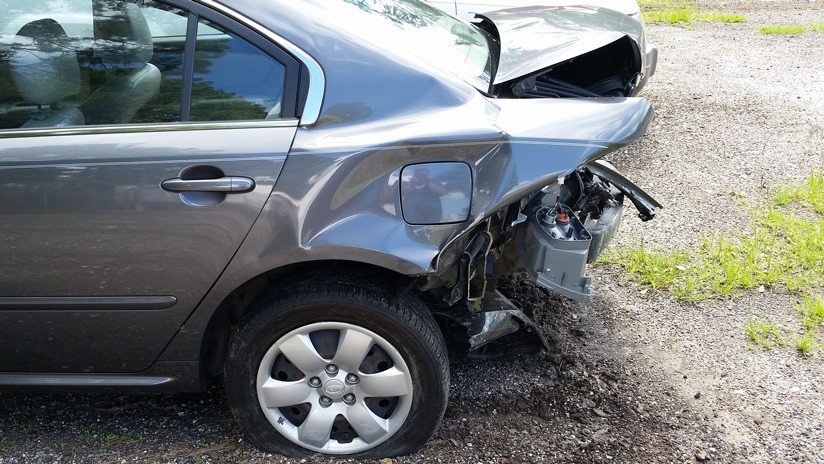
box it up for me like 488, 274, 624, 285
315, 0, 495, 92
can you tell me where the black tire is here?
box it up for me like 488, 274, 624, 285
224, 274, 449, 458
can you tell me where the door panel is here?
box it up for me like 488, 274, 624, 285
0, 126, 295, 372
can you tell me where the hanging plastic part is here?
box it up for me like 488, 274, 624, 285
516, 203, 593, 301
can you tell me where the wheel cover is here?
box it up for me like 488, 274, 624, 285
255, 321, 414, 454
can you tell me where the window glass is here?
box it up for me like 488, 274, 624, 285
0, 0, 187, 129
190, 20, 286, 122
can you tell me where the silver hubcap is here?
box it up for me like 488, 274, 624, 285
255, 322, 414, 454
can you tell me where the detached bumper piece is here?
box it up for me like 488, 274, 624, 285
436, 291, 549, 356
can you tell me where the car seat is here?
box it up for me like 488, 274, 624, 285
82, 0, 160, 125
8, 19, 84, 129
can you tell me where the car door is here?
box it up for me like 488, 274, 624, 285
0, 0, 301, 373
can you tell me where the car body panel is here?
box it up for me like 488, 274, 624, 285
443, 0, 641, 17
159, 93, 653, 364
422, 0, 656, 93
0, 0, 658, 394
480, 6, 643, 85
0, 126, 295, 372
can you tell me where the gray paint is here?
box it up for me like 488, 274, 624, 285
478, 6, 644, 84
0, 0, 655, 387
0, 126, 295, 372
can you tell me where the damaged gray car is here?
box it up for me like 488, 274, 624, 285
0, 0, 660, 458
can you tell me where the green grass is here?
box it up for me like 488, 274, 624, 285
744, 317, 787, 349
599, 248, 686, 289
643, 8, 694, 24
796, 330, 822, 355
602, 171, 824, 355
644, 8, 747, 24
774, 172, 824, 214
797, 295, 824, 331
638, 0, 746, 24
637, 0, 686, 8
759, 24, 809, 35
602, 189, 824, 301
758, 23, 824, 35
695, 11, 747, 23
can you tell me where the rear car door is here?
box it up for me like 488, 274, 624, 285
0, 0, 301, 373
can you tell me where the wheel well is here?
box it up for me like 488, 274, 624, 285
200, 260, 418, 382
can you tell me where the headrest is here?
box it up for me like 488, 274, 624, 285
93, 1, 154, 70
9, 19, 81, 106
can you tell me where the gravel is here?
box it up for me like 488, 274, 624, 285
2, 3, 824, 463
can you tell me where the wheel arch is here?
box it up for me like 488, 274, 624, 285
198, 260, 420, 383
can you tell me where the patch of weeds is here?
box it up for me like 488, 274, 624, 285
774, 172, 824, 214
796, 330, 822, 355
604, 171, 824, 356
759, 24, 807, 35
797, 295, 824, 330
744, 317, 787, 349
639, 0, 746, 24
759, 23, 824, 35
0, 437, 8, 452
606, 173, 824, 301
644, 8, 694, 24
599, 247, 686, 289
637, 0, 687, 8
695, 11, 747, 22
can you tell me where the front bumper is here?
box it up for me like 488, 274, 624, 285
635, 43, 658, 94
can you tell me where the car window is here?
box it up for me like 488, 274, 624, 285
0, 0, 288, 131
190, 19, 286, 122
0, 0, 187, 129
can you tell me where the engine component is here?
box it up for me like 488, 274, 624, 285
517, 203, 593, 301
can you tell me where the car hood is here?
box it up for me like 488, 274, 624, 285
479, 6, 644, 85
457, 0, 641, 17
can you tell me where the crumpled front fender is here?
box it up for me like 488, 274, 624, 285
479, 6, 644, 85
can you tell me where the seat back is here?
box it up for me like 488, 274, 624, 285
82, 0, 160, 125
8, 19, 85, 128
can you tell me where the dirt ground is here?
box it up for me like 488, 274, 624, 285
2, 2, 824, 463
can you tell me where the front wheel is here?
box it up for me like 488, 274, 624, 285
224, 276, 449, 458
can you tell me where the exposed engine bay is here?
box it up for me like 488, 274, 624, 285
421, 161, 660, 355
506, 37, 642, 98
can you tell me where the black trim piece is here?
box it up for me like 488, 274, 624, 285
0, 296, 178, 311
0, 374, 174, 387
586, 160, 662, 222
296, 63, 310, 119
181, 12, 198, 122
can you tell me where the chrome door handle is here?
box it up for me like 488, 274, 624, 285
161, 177, 255, 193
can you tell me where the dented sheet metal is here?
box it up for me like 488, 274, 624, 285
479, 6, 644, 84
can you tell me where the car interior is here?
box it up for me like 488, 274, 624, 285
0, 0, 181, 130
0, 0, 286, 131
